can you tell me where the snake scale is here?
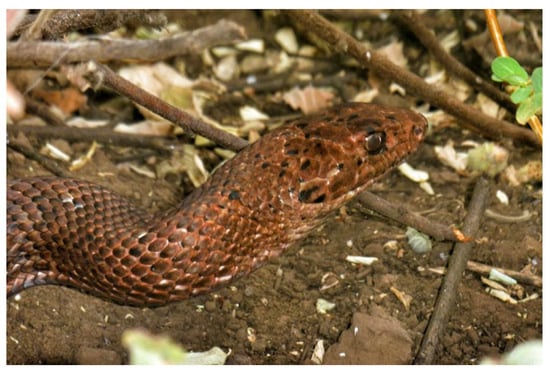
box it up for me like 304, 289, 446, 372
7, 102, 427, 306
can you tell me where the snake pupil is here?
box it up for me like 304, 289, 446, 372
365, 132, 386, 155
6, 103, 427, 306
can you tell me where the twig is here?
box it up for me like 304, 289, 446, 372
319, 9, 386, 21
484, 10, 509, 56
83, 62, 248, 151
484, 208, 531, 223
13, 10, 167, 40
7, 124, 175, 153
425, 259, 541, 289
20, 10, 57, 41
284, 10, 539, 147
484, 9, 542, 144
414, 177, 490, 365
226, 70, 354, 95
8, 140, 70, 178
466, 260, 542, 288
24, 97, 66, 127
358, 191, 462, 242
8, 19, 247, 68
392, 11, 515, 113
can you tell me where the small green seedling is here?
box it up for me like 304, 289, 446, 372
491, 56, 542, 125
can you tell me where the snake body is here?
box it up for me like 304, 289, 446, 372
7, 103, 426, 306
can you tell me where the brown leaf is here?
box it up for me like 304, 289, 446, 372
283, 86, 334, 114
32, 87, 87, 115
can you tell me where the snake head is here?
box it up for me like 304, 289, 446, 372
285, 102, 427, 209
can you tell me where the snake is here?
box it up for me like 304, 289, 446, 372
7, 102, 427, 306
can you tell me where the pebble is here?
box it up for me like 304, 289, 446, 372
466, 327, 480, 347
75, 346, 121, 365
235, 327, 248, 342
250, 336, 267, 353
204, 300, 217, 312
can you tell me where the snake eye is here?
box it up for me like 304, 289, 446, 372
365, 132, 386, 155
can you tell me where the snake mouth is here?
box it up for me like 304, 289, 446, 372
7, 102, 429, 306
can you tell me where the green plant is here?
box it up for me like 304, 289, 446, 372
491, 56, 542, 125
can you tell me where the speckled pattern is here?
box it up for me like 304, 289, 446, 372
7, 103, 426, 306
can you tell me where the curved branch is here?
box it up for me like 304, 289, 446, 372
83, 62, 248, 152
414, 177, 490, 364
392, 11, 515, 113
284, 10, 539, 147
8, 19, 247, 68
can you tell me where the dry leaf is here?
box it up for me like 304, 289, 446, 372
7, 80, 25, 121
275, 27, 298, 54
476, 93, 506, 120
378, 41, 407, 68
115, 120, 177, 136
502, 161, 542, 186
498, 13, 524, 33
118, 62, 194, 120
434, 141, 468, 173
32, 87, 87, 115
283, 86, 334, 114
467, 142, 509, 177
390, 286, 412, 311
214, 54, 239, 81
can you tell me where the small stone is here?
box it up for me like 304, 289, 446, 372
75, 346, 121, 365
466, 327, 480, 347
324, 312, 413, 364
250, 336, 267, 353
235, 327, 248, 342
204, 300, 217, 312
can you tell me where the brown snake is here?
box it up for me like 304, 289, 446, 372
7, 103, 427, 306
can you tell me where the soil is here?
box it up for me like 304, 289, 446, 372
6, 10, 542, 365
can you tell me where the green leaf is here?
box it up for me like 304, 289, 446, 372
491, 56, 529, 86
510, 86, 533, 104
532, 67, 542, 93
516, 94, 541, 124
491, 74, 504, 83
122, 329, 228, 365
533, 91, 542, 112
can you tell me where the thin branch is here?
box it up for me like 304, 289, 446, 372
284, 10, 540, 147
13, 10, 167, 40
358, 191, 462, 242
24, 97, 66, 127
8, 19, 247, 68
484, 9, 542, 144
226, 69, 354, 95
466, 260, 542, 288
392, 11, 516, 113
7, 124, 175, 153
414, 177, 490, 365
82, 62, 249, 152
20, 10, 57, 41
484, 10, 509, 56
8, 140, 71, 178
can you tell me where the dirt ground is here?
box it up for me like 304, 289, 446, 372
6, 10, 542, 365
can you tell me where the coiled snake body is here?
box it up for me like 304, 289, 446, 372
7, 103, 427, 306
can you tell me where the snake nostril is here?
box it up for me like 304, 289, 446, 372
6, 102, 427, 306
413, 125, 425, 138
